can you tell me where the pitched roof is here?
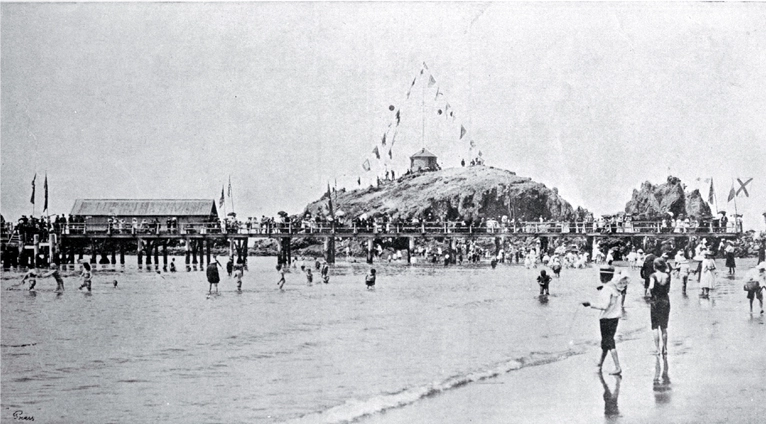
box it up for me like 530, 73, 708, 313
410, 148, 437, 159
70, 199, 218, 217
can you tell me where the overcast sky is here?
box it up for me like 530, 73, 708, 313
2, 2, 765, 230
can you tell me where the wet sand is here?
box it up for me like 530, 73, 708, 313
361, 261, 766, 424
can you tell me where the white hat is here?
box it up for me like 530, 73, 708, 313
757, 262, 766, 271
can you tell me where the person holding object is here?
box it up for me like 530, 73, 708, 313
582, 271, 630, 375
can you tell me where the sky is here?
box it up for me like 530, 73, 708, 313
2, 2, 765, 231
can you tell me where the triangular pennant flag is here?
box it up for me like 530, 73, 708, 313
428, 75, 436, 87
728, 186, 736, 202
423, 61, 429, 70
219, 186, 225, 208
362, 159, 371, 171
358, 177, 361, 186
30, 173, 36, 205
373, 146, 380, 160
382, 133, 386, 146
470, 140, 476, 148
708, 179, 715, 204
43, 174, 49, 212
388, 149, 393, 159
478, 150, 483, 157
396, 110, 400, 126
435, 87, 442, 100
460, 125, 467, 139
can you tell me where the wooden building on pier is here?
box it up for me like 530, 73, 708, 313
70, 199, 219, 228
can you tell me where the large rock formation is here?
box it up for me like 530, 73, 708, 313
303, 166, 583, 222
624, 176, 712, 219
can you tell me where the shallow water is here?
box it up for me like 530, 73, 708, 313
1, 256, 757, 423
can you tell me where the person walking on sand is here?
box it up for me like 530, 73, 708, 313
743, 262, 766, 314
725, 243, 736, 275
365, 268, 376, 290
582, 271, 630, 375
537, 270, 551, 295
206, 258, 221, 294
700, 250, 717, 297
276, 264, 286, 290
674, 252, 690, 294
78, 262, 93, 292
649, 258, 671, 355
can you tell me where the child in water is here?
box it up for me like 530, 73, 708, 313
170, 258, 177, 273
21, 267, 39, 291
78, 262, 92, 292
303, 266, 313, 286
276, 264, 286, 290
233, 264, 244, 291
365, 268, 376, 290
320, 261, 330, 284
537, 270, 551, 295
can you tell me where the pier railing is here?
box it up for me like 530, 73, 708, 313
55, 219, 742, 237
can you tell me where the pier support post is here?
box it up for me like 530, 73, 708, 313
494, 237, 501, 258
153, 242, 159, 267
137, 238, 143, 268
145, 241, 153, 266
49, 234, 57, 265
367, 239, 374, 264
450, 238, 456, 264
408, 237, 415, 264
198, 240, 204, 269
276, 238, 284, 266
33, 234, 40, 268
184, 239, 190, 270
206, 239, 211, 266
229, 238, 235, 260
323, 237, 336, 264
90, 241, 97, 264
120, 243, 125, 265
286, 237, 292, 265
110, 244, 116, 265
586, 236, 594, 260
163, 243, 168, 271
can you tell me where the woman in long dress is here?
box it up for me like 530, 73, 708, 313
700, 251, 717, 297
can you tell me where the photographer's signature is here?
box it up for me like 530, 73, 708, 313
13, 410, 34, 421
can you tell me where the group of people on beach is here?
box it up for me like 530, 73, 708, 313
19, 262, 91, 292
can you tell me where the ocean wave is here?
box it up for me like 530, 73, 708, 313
286, 348, 587, 424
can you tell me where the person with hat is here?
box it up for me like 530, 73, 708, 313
700, 250, 717, 297
725, 242, 736, 275
206, 256, 221, 294
674, 251, 691, 294
649, 257, 671, 355
640, 251, 657, 298
743, 262, 766, 314
582, 271, 631, 375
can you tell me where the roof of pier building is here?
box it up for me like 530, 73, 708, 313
409, 148, 438, 159
70, 199, 219, 217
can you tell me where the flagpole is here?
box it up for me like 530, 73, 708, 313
422, 68, 426, 149
731, 178, 739, 223
229, 175, 235, 214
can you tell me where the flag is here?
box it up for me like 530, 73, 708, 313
708, 179, 715, 204
227, 176, 232, 197
326, 184, 334, 218
382, 133, 386, 146
43, 174, 48, 212
428, 75, 436, 87
478, 150, 483, 157
219, 186, 225, 208
362, 159, 371, 171
470, 140, 476, 148
728, 186, 736, 202
357, 177, 361, 186
435, 87, 442, 100
460, 125, 467, 139
736, 177, 753, 197
423, 61, 429, 70
30, 173, 36, 205
396, 110, 400, 126
391, 131, 397, 146
388, 149, 392, 159
406, 78, 416, 99
373, 146, 380, 159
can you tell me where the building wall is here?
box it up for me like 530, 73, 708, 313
410, 157, 436, 171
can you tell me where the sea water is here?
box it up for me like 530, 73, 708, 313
2, 256, 753, 423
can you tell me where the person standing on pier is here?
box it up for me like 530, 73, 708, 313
582, 271, 630, 375
78, 262, 93, 292
206, 258, 221, 294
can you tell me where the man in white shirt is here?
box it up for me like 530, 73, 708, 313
583, 271, 630, 375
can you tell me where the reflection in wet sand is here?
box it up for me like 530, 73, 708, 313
599, 372, 621, 421
653, 355, 671, 405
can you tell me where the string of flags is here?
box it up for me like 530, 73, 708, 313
358, 61, 480, 184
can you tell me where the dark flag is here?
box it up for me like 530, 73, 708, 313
460, 125, 467, 139
30, 173, 36, 204
382, 133, 386, 146
227, 176, 233, 198
373, 146, 380, 159
326, 184, 334, 219
708, 179, 715, 204
44, 174, 48, 212
358, 177, 361, 186
219, 186, 225, 208
388, 149, 392, 159
728, 186, 736, 202
736, 177, 753, 197
396, 110, 400, 126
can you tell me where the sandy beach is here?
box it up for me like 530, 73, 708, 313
361, 259, 766, 424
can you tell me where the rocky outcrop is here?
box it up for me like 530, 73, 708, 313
302, 165, 583, 222
624, 176, 712, 219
